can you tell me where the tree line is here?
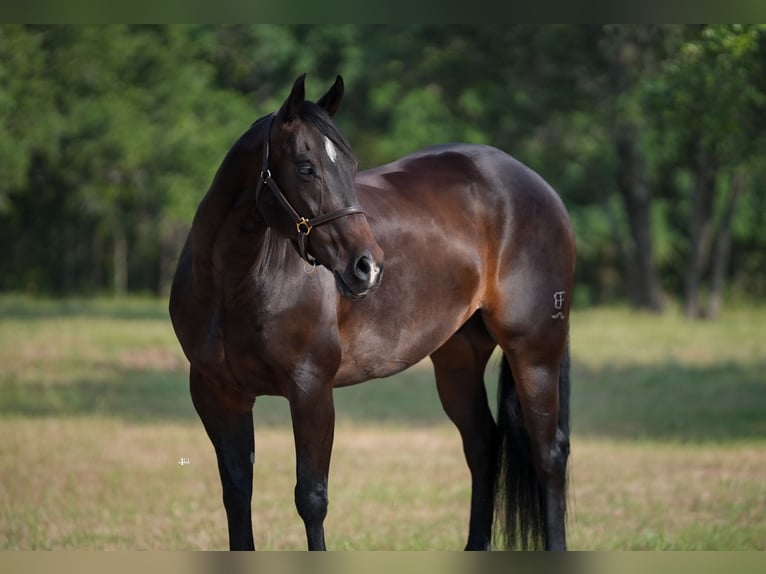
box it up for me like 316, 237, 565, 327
1, 25, 764, 316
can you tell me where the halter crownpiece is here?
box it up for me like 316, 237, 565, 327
255, 113, 366, 266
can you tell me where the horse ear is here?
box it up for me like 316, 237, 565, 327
281, 73, 306, 121
317, 75, 344, 117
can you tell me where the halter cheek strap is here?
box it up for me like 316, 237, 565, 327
254, 113, 366, 266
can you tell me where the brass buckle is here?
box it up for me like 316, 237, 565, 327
296, 218, 312, 236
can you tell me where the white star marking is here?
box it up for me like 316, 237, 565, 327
324, 136, 337, 164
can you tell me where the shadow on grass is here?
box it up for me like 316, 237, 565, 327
0, 296, 169, 321
0, 370, 198, 422
571, 359, 766, 442
0, 363, 450, 425
1, 358, 764, 442
0, 366, 447, 426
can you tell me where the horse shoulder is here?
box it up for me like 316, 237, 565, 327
169, 233, 229, 377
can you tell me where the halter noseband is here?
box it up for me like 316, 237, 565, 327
255, 113, 366, 267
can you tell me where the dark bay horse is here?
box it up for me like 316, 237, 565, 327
169, 74, 575, 551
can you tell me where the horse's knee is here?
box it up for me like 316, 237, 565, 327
295, 479, 328, 525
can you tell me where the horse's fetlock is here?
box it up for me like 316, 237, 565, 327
295, 481, 328, 523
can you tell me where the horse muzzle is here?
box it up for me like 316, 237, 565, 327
334, 251, 383, 300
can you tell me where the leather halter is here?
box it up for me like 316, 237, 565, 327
255, 113, 366, 266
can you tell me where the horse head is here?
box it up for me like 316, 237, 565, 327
255, 74, 384, 299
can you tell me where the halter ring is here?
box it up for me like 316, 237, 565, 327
303, 258, 318, 274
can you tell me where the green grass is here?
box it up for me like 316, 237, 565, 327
0, 296, 764, 549
570, 306, 766, 442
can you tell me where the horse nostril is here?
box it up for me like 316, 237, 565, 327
354, 254, 373, 281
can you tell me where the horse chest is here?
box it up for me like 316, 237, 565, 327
219, 297, 340, 397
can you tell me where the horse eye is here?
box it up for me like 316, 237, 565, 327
298, 163, 315, 177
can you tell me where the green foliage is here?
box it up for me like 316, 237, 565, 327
0, 25, 764, 305
0, 26, 59, 211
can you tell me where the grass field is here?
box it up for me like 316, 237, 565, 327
0, 296, 764, 550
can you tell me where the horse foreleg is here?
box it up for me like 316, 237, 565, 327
289, 383, 335, 551
190, 368, 256, 550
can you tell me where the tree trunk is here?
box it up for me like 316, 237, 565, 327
615, 124, 664, 312
91, 230, 105, 290
113, 218, 128, 298
707, 169, 745, 319
159, 221, 186, 296
604, 191, 636, 302
684, 149, 717, 318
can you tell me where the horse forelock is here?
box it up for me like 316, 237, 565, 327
297, 102, 356, 164
244, 105, 356, 169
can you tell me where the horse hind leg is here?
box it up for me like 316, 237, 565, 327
430, 317, 499, 550
490, 329, 571, 551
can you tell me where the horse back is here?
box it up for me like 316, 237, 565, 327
356, 143, 574, 275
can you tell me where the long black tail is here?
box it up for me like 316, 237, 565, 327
494, 345, 571, 550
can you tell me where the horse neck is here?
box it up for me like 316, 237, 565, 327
191, 129, 262, 247
192, 128, 307, 294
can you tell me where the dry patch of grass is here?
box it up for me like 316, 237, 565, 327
568, 439, 766, 549
1, 416, 764, 550
0, 416, 228, 550
117, 347, 187, 373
